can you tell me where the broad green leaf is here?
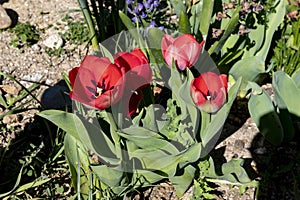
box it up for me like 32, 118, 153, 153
189, 2, 202, 35
179, 69, 200, 135
119, 10, 135, 30
201, 77, 242, 150
221, 159, 251, 184
229, 56, 265, 97
242, 17, 265, 59
292, 68, 300, 89
248, 88, 283, 145
208, 7, 241, 55
168, 66, 188, 117
170, 0, 186, 18
117, 126, 179, 154
98, 43, 114, 63
199, 0, 214, 40
178, 11, 190, 34
169, 165, 196, 197
39, 110, 119, 164
132, 169, 166, 185
256, 0, 285, 60
147, 27, 164, 49
220, 34, 240, 57
131, 142, 201, 176
64, 134, 90, 197
91, 165, 124, 187
229, 56, 265, 82
141, 104, 159, 132
119, 11, 146, 49
205, 157, 253, 185
273, 71, 300, 117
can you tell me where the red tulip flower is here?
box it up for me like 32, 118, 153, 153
114, 48, 152, 116
190, 72, 228, 113
161, 34, 205, 70
69, 55, 124, 110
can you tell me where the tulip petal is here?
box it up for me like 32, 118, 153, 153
190, 72, 228, 113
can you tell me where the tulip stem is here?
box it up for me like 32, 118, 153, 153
106, 112, 122, 155
199, 111, 211, 141
77, 0, 100, 52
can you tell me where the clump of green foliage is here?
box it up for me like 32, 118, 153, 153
61, 14, 90, 45
8, 22, 40, 48
271, 3, 300, 76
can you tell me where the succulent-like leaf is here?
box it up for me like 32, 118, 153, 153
199, 0, 214, 40
39, 110, 119, 165
179, 11, 190, 34
169, 165, 196, 197
170, 0, 186, 18
64, 134, 90, 197
208, 7, 241, 55
248, 86, 284, 145
273, 71, 300, 117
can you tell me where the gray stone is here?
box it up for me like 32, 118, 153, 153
43, 33, 63, 49
0, 5, 12, 29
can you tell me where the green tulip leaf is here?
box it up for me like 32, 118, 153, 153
147, 27, 164, 50
179, 11, 190, 34
170, 0, 186, 18
201, 77, 242, 151
117, 126, 179, 154
208, 7, 241, 55
273, 71, 300, 117
248, 87, 284, 145
204, 157, 254, 186
132, 169, 166, 185
131, 142, 201, 177
64, 134, 90, 197
179, 69, 200, 135
169, 165, 196, 197
199, 0, 214, 40
91, 165, 124, 187
189, 2, 202, 35
256, 0, 285, 60
292, 68, 300, 89
229, 56, 265, 82
39, 110, 119, 165
119, 11, 146, 49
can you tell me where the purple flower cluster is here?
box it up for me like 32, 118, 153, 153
126, 0, 163, 30
127, 0, 160, 21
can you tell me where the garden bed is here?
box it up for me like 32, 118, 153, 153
1, 0, 300, 199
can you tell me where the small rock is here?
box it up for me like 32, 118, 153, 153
234, 139, 245, 150
0, 84, 20, 95
45, 78, 53, 85
22, 73, 43, 82
3, 114, 18, 124
0, 5, 12, 29
31, 44, 41, 51
43, 33, 63, 49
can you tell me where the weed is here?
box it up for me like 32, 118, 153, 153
8, 22, 40, 48
61, 14, 89, 46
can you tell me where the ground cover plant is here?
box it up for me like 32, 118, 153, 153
0, 0, 300, 199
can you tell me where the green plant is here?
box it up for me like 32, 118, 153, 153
271, 3, 300, 75
61, 15, 90, 46
247, 69, 300, 145
8, 22, 40, 48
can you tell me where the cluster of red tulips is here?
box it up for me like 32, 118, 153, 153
69, 33, 228, 114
